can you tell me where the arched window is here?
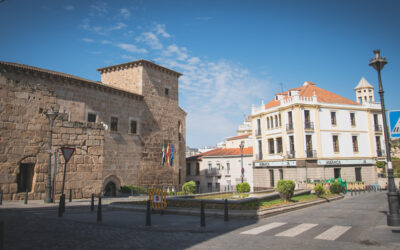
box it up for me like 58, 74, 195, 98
275, 115, 278, 127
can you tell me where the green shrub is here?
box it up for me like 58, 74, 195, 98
177, 191, 186, 196
276, 180, 295, 201
329, 182, 342, 194
376, 161, 385, 169
314, 184, 325, 197
182, 181, 196, 194
236, 183, 251, 193
119, 185, 148, 194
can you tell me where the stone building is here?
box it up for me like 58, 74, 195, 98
0, 59, 186, 200
251, 79, 384, 190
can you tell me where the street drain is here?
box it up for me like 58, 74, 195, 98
360, 240, 379, 246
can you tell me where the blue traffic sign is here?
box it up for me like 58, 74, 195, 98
389, 110, 400, 138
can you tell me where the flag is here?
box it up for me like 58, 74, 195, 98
162, 143, 165, 165
170, 144, 174, 167
166, 144, 170, 167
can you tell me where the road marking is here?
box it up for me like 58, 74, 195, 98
314, 226, 351, 241
275, 223, 318, 237
241, 222, 287, 235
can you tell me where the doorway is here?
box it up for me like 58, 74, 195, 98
269, 169, 275, 187
17, 163, 35, 193
104, 182, 117, 197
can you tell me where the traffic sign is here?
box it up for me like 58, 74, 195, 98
61, 147, 75, 163
389, 110, 400, 138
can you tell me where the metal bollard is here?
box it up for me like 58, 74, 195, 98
58, 195, 64, 217
69, 189, 72, 202
97, 196, 102, 222
146, 200, 151, 226
0, 190, 3, 205
61, 194, 66, 213
24, 189, 28, 205
200, 201, 205, 227
224, 199, 229, 222
91, 193, 95, 211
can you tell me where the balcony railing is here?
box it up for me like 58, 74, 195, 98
304, 122, 314, 131
287, 150, 295, 159
255, 129, 262, 136
286, 123, 294, 132
374, 125, 382, 132
376, 149, 385, 157
305, 149, 317, 158
255, 153, 263, 160
206, 168, 221, 177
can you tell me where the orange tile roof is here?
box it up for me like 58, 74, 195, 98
264, 82, 360, 109
187, 147, 253, 159
226, 133, 251, 141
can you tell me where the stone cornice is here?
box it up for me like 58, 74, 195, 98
97, 59, 182, 77
0, 61, 144, 101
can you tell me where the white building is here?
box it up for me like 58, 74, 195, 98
186, 147, 253, 193
251, 79, 384, 190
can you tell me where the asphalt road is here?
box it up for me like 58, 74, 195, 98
0, 191, 399, 250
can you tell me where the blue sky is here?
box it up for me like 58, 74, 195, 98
1, 0, 399, 148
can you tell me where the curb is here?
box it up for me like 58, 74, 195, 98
109, 195, 344, 219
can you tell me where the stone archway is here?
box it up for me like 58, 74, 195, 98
103, 175, 121, 197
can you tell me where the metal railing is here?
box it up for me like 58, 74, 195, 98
206, 168, 221, 176
374, 124, 382, 132
376, 149, 385, 157
286, 123, 294, 132
305, 149, 317, 158
255, 129, 262, 136
304, 122, 314, 130
255, 153, 263, 160
287, 150, 295, 159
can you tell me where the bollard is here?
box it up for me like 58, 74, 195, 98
146, 200, 151, 226
200, 201, 205, 227
0, 190, 3, 205
58, 195, 64, 217
24, 189, 28, 205
61, 194, 66, 214
69, 189, 72, 202
91, 193, 95, 211
97, 196, 102, 222
224, 199, 229, 222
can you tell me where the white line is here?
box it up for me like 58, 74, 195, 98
275, 223, 318, 237
314, 226, 351, 241
241, 222, 287, 235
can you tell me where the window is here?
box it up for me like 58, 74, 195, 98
358, 97, 362, 103
215, 183, 220, 192
350, 113, 356, 127
87, 113, 96, 123
17, 163, 35, 193
208, 163, 212, 173
364, 96, 367, 101
352, 136, 359, 153
195, 181, 200, 193
369, 96, 372, 102
257, 119, 261, 135
333, 135, 339, 153
269, 169, 275, 187
267, 117, 270, 129
304, 110, 310, 123
279, 169, 283, 180
208, 183, 212, 192
334, 168, 341, 179
216, 163, 221, 173
270, 117, 274, 128
226, 162, 230, 174
275, 115, 278, 127
130, 120, 137, 134
196, 163, 200, 175
278, 114, 281, 127
289, 136, 295, 156
178, 121, 182, 141
186, 163, 191, 176
268, 138, 275, 154
165, 88, 169, 96
288, 111, 293, 127
331, 112, 336, 126
258, 140, 263, 160
276, 137, 283, 153
355, 168, 362, 181
110, 116, 118, 132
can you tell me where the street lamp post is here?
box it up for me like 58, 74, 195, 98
240, 141, 245, 183
45, 107, 58, 203
369, 49, 400, 226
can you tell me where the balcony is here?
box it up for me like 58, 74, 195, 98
286, 150, 296, 159
286, 123, 294, 132
304, 122, 314, 131
255, 129, 262, 136
376, 149, 385, 157
206, 168, 221, 177
305, 149, 317, 158
374, 125, 382, 132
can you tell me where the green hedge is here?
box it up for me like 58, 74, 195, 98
236, 183, 251, 193
314, 184, 325, 197
182, 181, 196, 195
329, 182, 342, 194
119, 185, 148, 194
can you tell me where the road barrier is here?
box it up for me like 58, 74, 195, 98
91, 193, 94, 211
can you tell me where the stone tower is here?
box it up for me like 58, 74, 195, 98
354, 77, 374, 104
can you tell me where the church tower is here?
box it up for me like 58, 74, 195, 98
354, 77, 374, 104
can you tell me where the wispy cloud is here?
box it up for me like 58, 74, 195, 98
89, 1, 108, 17
196, 16, 212, 21
64, 5, 74, 11
117, 43, 147, 54
101, 40, 112, 44
120, 8, 130, 19
162, 44, 188, 61
82, 38, 94, 43
136, 32, 163, 50
155, 24, 170, 38
81, 19, 126, 35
